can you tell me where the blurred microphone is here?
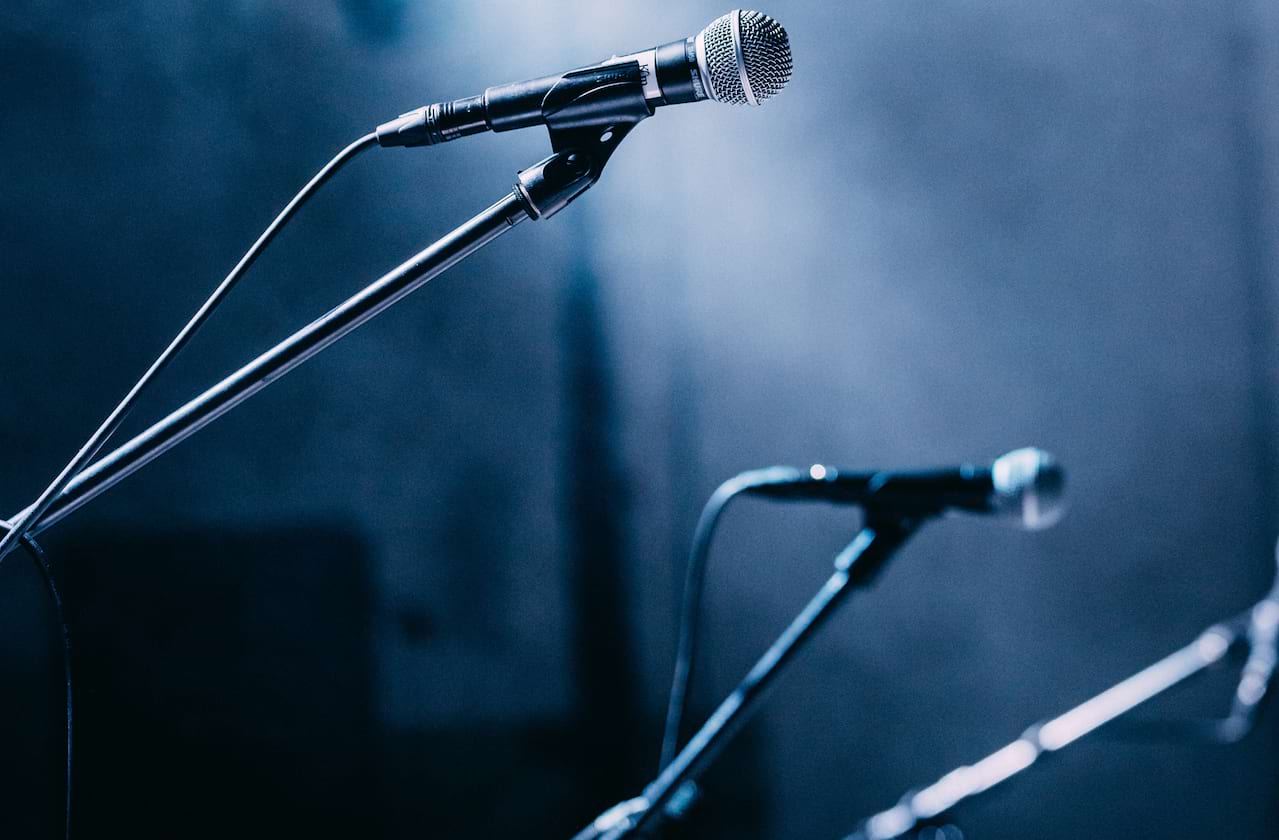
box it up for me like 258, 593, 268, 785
739, 448, 1066, 531
376, 9, 793, 147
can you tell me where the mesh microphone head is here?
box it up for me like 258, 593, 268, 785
991, 448, 1067, 531
695, 10, 792, 106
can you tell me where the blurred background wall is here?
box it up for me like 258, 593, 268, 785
1, 1, 1277, 837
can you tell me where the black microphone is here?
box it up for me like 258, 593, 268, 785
375, 9, 793, 148
738, 448, 1066, 530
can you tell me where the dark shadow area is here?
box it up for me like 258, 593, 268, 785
560, 264, 643, 800
0, 544, 67, 838
553, 263, 769, 835
56, 524, 376, 839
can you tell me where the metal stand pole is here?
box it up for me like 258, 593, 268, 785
6, 191, 529, 534
574, 516, 922, 840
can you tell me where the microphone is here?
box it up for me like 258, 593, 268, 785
375, 9, 793, 148
739, 448, 1066, 531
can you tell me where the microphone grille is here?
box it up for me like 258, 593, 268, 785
991, 448, 1067, 531
698, 10, 793, 106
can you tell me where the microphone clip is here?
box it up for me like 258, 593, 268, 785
516, 61, 652, 219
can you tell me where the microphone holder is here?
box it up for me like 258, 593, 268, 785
5, 64, 652, 537
571, 513, 924, 840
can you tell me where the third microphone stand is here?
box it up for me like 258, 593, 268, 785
844, 560, 1279, 840
571, 513, 924, 840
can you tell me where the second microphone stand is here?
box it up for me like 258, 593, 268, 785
572, 513, 924, 840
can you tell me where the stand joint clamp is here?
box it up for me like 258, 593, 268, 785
515, 61, 652, 219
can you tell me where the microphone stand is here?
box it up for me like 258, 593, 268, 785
844, 579, 1279, 840
571, 513, 924, 840
4, 64, 653, 538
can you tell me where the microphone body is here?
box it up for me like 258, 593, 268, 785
376, 10, 791, 148
741, 448, 1066, 530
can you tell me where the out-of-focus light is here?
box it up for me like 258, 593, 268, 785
865, 804, 912, 839
1039, 628, 1232, 751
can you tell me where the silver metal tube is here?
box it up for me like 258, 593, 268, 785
9, 191, 529, 534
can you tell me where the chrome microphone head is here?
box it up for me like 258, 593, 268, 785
694, 10, 793, 106
990, 448, 1067, 531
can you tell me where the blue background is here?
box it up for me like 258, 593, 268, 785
1, 2, 1277, 837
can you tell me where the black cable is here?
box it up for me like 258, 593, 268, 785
0, 132, 380, 564
658, 467, 801, 771
13, 531, 71, 840
658, 484, 732, 772
0, 130, 377, 836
